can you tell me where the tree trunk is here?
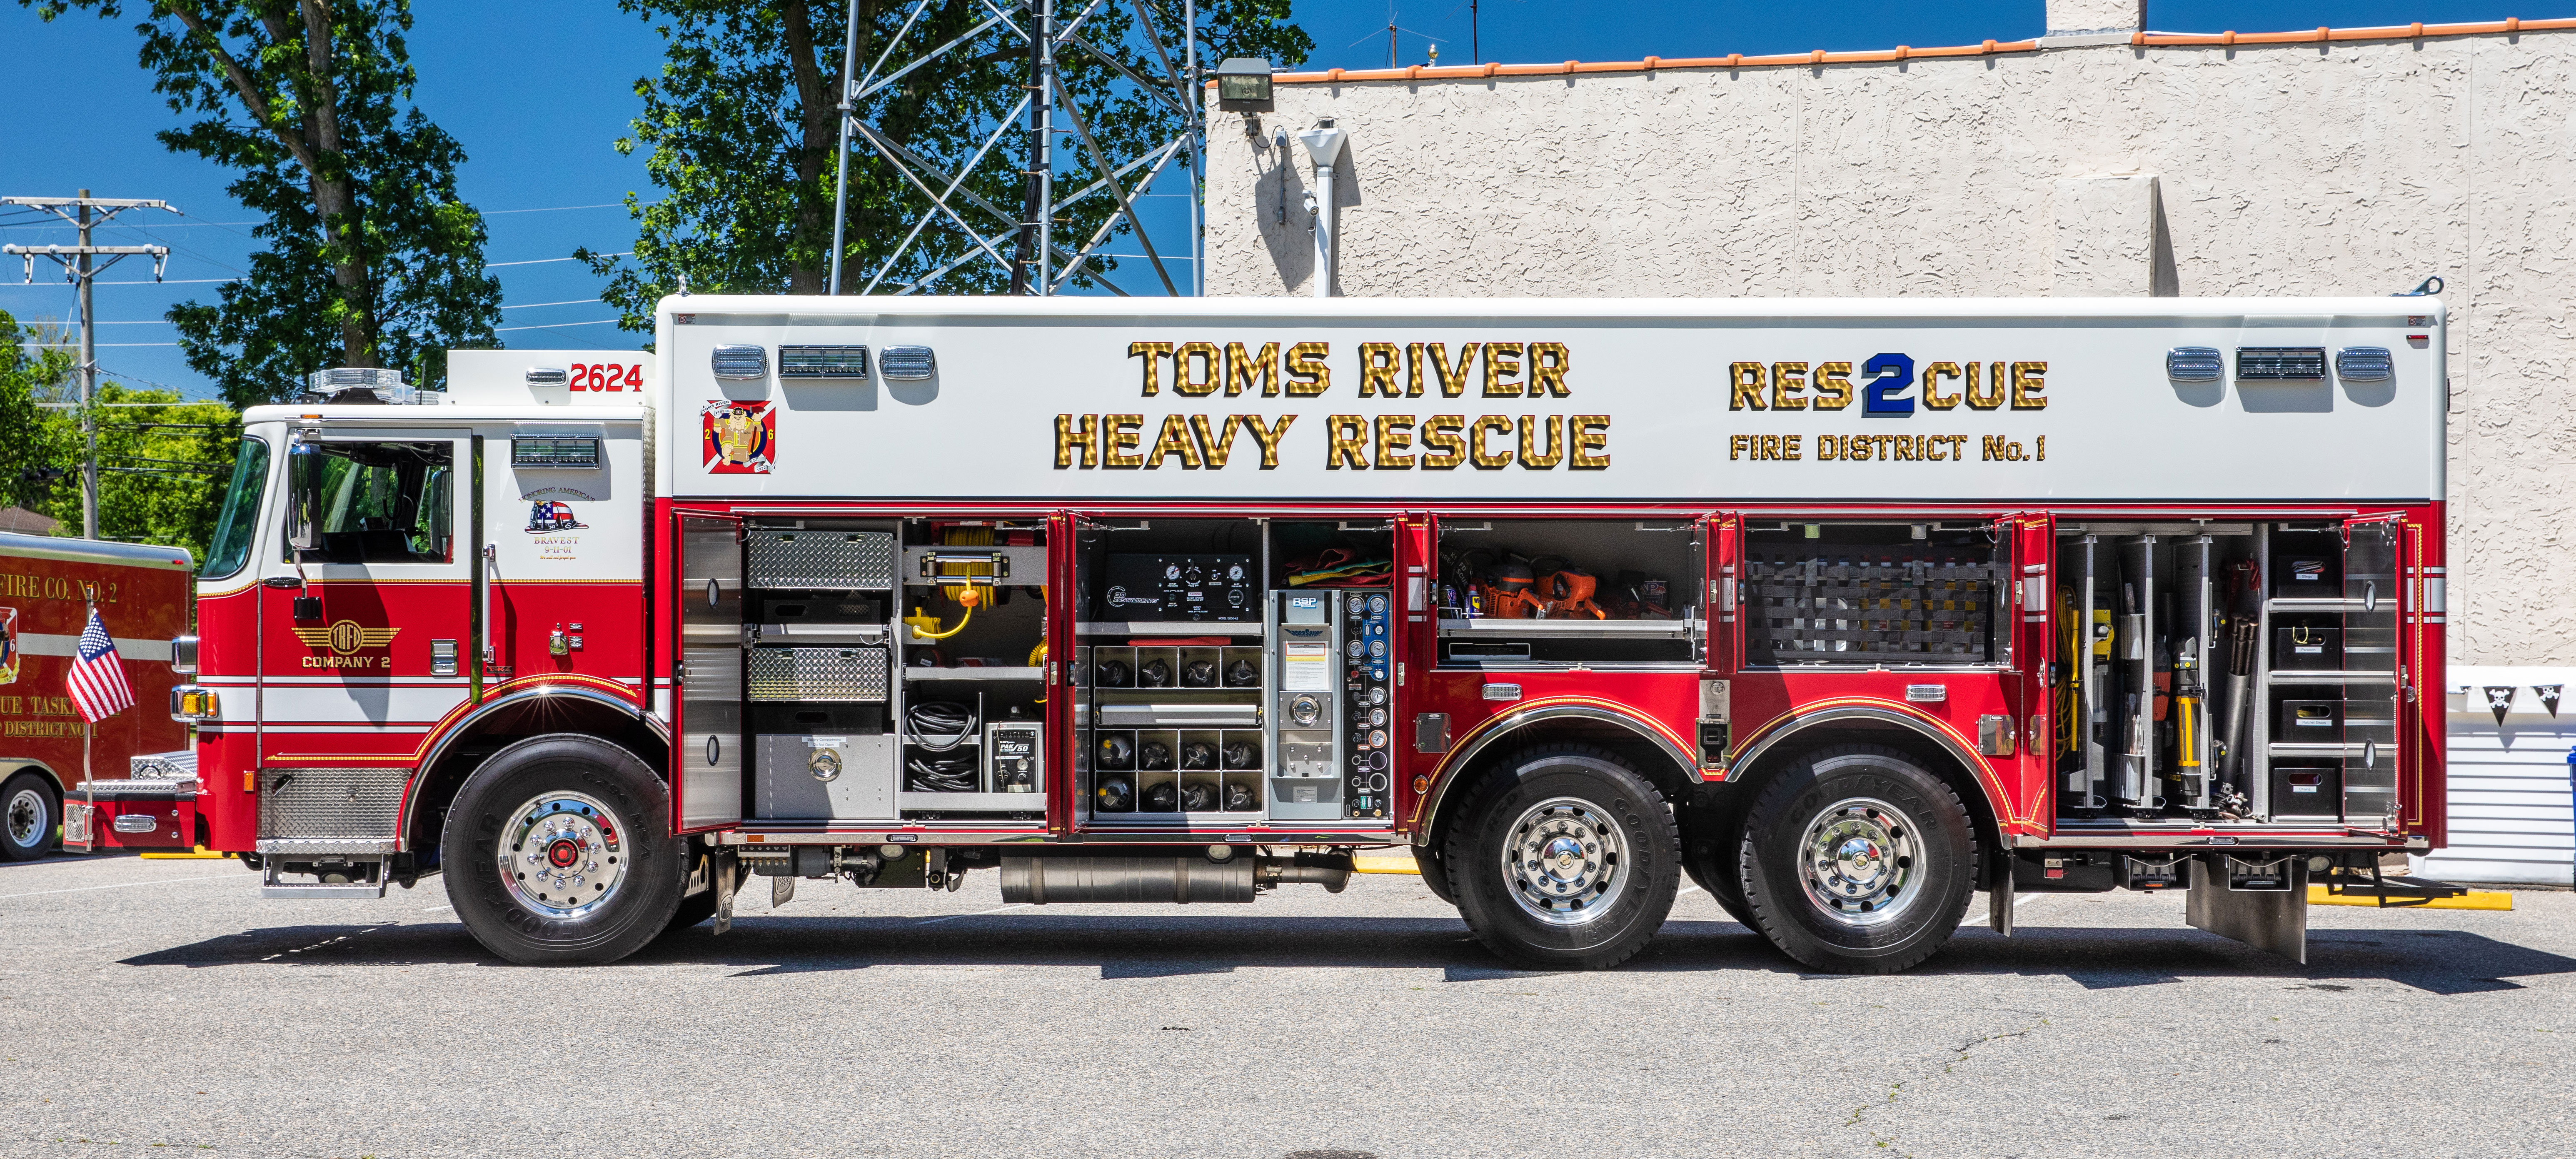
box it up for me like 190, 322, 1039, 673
781, 0, 835, 295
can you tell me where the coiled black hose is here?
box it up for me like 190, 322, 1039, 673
906, 753, 978, 792
907, 700, 977, 752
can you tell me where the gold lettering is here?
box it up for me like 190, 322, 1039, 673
1483, 342, 1525, 397
1144, 414, 1203, 468
1814, 362, 1852, 410
1127, 341, 1173, 396
1286, 342, 1331, 396
1517, 415, 1564, 468
1569, 415, 1610, 469
1470, 415, 1514, 469
1358, 342, 1400, 397
1529, 342, 1571, 397
1770, 362, 1808, 410
1372, 415, 1416, 469
2012, 361, 2047, 409
1241, 415, 1296, 468
1103, 414, 1146, 469
1190, 415, 1246, 467
1729, 362, 1765, 410
1419, 415, 1466, 469
1054, 414, 1099, 469
1404, 343, 1425, 397
1922, 362, 1961, 410
1731, 434, 1750, 461
1325, 415, 1369, 468
1968, 361, 2005, 409
1783, 434, 1802, 461
1174, 342, 1220, 396
1428, 343, 1479, 398
1224, 342, 1280, 397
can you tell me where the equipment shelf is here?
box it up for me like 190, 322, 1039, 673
1077, 621, 1264, 637
901, 666, 1043, 682
1436, 617, 1702, 639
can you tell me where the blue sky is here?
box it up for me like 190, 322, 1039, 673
0, 0, 2546, 402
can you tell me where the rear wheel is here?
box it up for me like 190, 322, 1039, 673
1411, 845, 1458, 907
1, 772, 59, 861
442, 734, 682, 965
1442, 744, 1680, 971
1737, 745, 1977, 974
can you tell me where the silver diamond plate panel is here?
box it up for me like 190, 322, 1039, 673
745, 529, 894, 590
259, 767, 409, 840
130, 749, 197, 779
747, 646, 890, 702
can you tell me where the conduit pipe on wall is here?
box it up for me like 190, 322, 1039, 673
1296, 120, 1347, 297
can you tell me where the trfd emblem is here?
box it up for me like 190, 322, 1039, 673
703, 400, 776, 474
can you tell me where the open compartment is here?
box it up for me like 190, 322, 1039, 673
1741, 520, 2002, 667
1071, 517, 1274, 826
2052, 517, 2407, 829
1434, 517, 1702, 667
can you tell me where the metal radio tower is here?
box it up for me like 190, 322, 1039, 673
4, 190, 177, 540
824, 0, 1202, 297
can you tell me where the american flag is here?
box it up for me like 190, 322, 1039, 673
67, 607, 133, 723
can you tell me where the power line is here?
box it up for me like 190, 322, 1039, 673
489, 253, 630, 267
495, 319, 626, 332
502, 297, 603, 309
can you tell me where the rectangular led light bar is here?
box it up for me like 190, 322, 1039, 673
2235, 347, 2327, 381
710, 344, 768, 380
879, 345, 936, 380
778, 345, 870, 378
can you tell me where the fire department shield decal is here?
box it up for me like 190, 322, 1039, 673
0, 606, 17, 685
702, 400, 777, 474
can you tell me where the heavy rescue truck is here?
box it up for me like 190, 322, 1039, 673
105, 297, 2451, 972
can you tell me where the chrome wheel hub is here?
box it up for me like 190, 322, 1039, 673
1502, 797, 1629, 926
5, 787, 43, 848
496, 791, 628, 920
1797, 796, 1921, 928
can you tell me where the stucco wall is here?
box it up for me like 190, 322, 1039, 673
1203, 30, 2576, 667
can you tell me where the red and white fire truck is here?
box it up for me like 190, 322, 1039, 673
106, 298, 2449, 972
3, 531, 196, 859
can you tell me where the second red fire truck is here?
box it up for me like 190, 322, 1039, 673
101, 297, 2449, 972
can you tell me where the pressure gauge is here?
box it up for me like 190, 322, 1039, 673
1368, 594, 1389, 614
1290, 694, 1322, 726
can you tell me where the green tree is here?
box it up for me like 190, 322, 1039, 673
583, 0, 1309, 325
1, 311, 235, 559
0, 312, 79, 515
25, 0, 503, 408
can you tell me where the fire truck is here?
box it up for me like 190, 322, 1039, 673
2, 532, 195, 860
110, 298, 2448, 973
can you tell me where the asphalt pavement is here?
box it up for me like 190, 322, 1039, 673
2, 850, 2571, 1158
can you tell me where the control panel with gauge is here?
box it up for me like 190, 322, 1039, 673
1100, 553, 1259, 622
1269, 587, 1393, 820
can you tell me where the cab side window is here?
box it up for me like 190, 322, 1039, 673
286, 441, 455, 565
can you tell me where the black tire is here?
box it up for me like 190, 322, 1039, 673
1411, 844, 1458, 907
1, 771, 59, 861
1737, 744, 1977, 974
662, 887, 721, 934
1680, 792, 1756, 927
1440, 744, 1680, 971
441, 734, 683, 965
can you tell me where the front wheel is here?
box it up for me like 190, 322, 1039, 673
442, 734, 683, 965
1737, 745, 1977, 974
1442, 744, 1680, 971
1, 772, 59, 861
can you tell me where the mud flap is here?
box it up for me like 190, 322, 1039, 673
1987, 884, 2014, 937
772, 875, 796, 908
2186, 859, 2308, 964
712, 851, 740, 935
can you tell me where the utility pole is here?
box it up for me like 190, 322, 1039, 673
3, 191, 177, 540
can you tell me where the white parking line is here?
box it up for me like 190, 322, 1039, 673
917, 903, 1031, 924
1678, 884, 1702, 897
0, 873, 240, 901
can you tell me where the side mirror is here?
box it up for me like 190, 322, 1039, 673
286, 441, 319, 553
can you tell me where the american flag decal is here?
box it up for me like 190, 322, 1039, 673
67, 607, 134, 723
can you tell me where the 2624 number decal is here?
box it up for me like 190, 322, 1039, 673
572, 364, 643, 392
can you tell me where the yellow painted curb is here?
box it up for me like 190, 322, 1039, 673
1352, 854, 1421, 875
2307, 884, 2513, 911
140, 846, 231, 860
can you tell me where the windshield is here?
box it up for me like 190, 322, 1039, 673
201, 436, 270, 580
